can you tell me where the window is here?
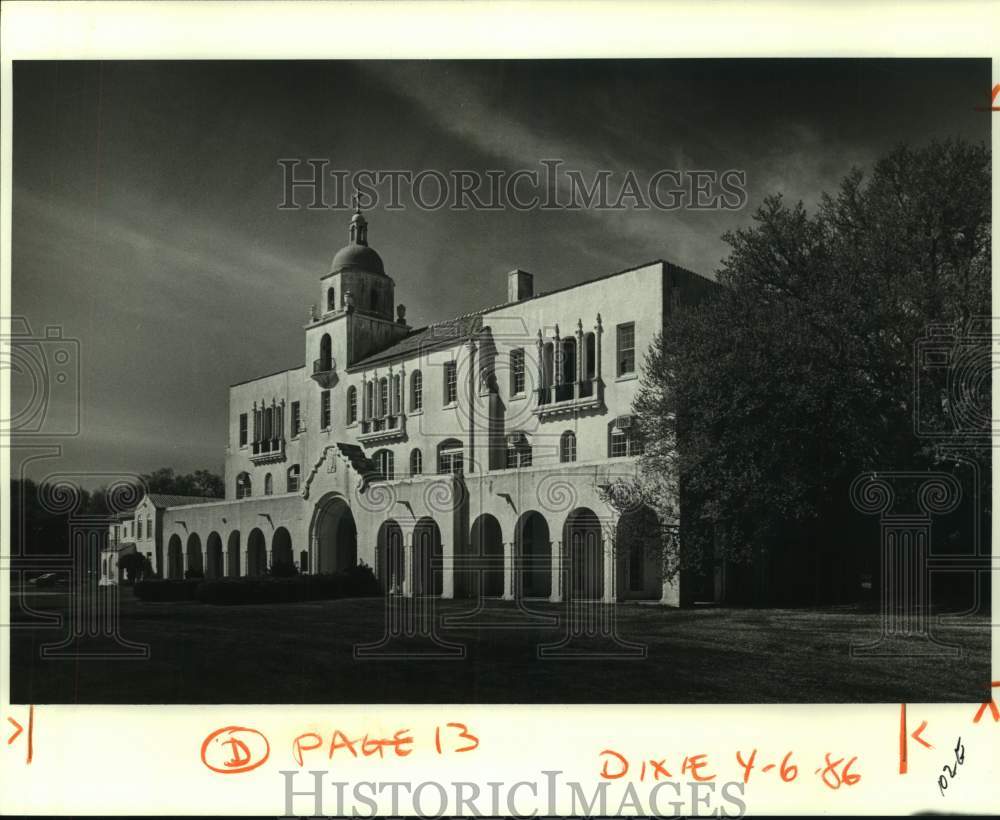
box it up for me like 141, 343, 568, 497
290, 401, 302, 436
236, 472, 252, 499
438, 440, 464, 475
392, 374, 402, 414
320, 390, 331, 429
505, 438, 532, 469
411, 370, 423, 411
347, 386, 358, 424
147, 517, 152, 539
239, 413, 248, 447
287, 464, 301, 493
444, 361, 458, 405
510, 348, 525, 395
410, 448, 423, 476
327, 286, 336, 312
616, 322, 635, 376
560, 431, 577, 463
365, 381, 374, 419
318, 333, 332, 371
264, 473, 273, 495
374, 449, 395, 481
378, 378, 388, 418
609, 417, 643, 458
137, 519, 143, 539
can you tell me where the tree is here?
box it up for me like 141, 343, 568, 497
631, 139, 990, 604
139, 467, 224, 498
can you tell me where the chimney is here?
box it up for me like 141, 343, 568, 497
507, 269, 534, 302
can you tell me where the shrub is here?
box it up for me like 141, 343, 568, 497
184, 568, 204, 579
268, 561, 299, 578
195, 565, 381, 606
133, 579, 202, 602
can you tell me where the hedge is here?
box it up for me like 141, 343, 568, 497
134, 565, 380, 606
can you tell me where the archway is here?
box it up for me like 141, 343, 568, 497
272, 527, 293, 572
376, 519, 405, 594
564, 507, 604, 600
167, 534, 183, 579
617, 504, 663, 599
413, 516, 443, 596
470, 514, 504, 598
226, 531, 241, 577
206, 531, 223, 579
313, 493, 357, 574
186, 533, 203, 577
247, 528, 267, 576
515, 511, 550, 598
299, 550, 309, 573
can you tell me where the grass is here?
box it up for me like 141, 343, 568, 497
9, 588, 991, 704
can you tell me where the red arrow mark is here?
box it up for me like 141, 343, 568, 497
972, 681, 1000, 724
6, 717, 22, 745
911, 720, 932, 749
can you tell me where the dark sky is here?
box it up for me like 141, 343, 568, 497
11, 59, 991, 485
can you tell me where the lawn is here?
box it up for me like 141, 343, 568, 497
8, 588, 991, 704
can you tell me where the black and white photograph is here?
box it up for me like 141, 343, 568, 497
7, 55, 993, 707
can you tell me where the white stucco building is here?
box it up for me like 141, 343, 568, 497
104, 208, 715, 605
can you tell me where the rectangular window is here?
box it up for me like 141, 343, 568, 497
438, 448, 464, 475
239, 413, 248, 446
617, 322, 635, 376
137, 520, 142, 540
444, 361, 458, 405
510, 348, 525, 395
320, 390, 331, 429
290, 401, 301, 436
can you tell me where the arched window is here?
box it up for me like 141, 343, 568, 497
327, 286, 336, 312
319, 333, 332, 371
287, 464, 301, 493
505, 432, 532, 469
438, 439, 464, 475
410, 448, 423, 476
264, 473, 273, 496
539, 342, 555, 404
365, 381, 374, 420
560, 431, 577, 463
411, 370, 423, 411
236, 472, 252, 499
373, 449, 395, 481
347, 386, 358, 424
378, 378, 389, 418
392, 374, 402, 414
582, 332, 596, 397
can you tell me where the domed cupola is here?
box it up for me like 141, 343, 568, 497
329, 203, 385, 276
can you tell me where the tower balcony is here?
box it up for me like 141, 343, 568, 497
250, 436, 286, 464
534, 378, 604, 419
358, 413, 406, 445
311, 357, 338, 388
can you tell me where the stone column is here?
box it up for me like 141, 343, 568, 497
595, 313, 603, 385
402, 534, 414, 598
575, 318, 584, 399
441, 541, 455, 599
243, 550, 249, 577
549, 539, 562, 602
502, 540, 514, 600
602, 527, 617, 604
553, 324, 562, 393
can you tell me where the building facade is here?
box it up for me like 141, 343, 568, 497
106, 208, 715, 605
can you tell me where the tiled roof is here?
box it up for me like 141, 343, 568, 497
349, 312, 485, 370
146, 493, 219, 509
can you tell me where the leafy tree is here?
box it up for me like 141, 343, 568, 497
118, 551, 153, 584
629, 140, 990, 603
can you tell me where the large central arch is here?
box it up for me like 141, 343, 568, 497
376, 519, 404, 593
272, 527, 294, 572
312, 493, 357, 574
206, 531, 223, 579
167, 534, 183, 579
470, 514, 504, 598
226, 531, 241, 577
247, 528, 267, 576
413, 516, 443, 596
515, 511, 551, 598
564, 507, 604, 600
186, 532, 204, 577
